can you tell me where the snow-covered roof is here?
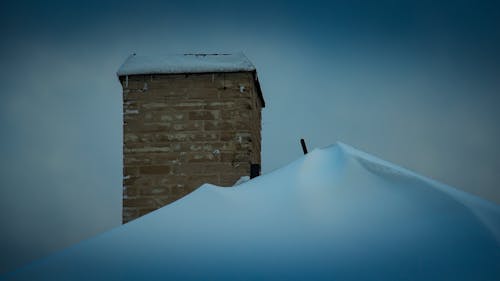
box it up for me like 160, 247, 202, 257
4, 142, 500, 280
117, 53, 256, 76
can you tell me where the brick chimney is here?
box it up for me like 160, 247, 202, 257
117, 53, 265, 223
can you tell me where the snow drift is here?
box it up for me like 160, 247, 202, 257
3, 143, 500, 281
117, 53, 255, 76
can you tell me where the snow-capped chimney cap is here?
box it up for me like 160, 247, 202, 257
117, 53, 256, 76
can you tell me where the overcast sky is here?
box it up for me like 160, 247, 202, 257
1, 0, 499, 274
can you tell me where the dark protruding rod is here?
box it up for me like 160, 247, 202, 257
300, 138, 308, 155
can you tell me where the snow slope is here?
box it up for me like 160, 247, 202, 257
117, 53, 255, 76
3, 143, 500, 281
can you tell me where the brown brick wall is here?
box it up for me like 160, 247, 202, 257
121, 72, 263, 223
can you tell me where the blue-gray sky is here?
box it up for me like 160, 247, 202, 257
1, 0, 499, 274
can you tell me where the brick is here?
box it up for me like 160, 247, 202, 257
138, 207, 160, 217
210, 162, 250, 175
124, 142, 150, 149
188, 174, 218, 187
189, 110, 220, 120
207, 142, 236, 152
139, 165, 171, 175
155, 133, 190, 142
171, 121, 203, 131
141, 102, 168, 110
124, 186, 139, 197
204, 120, 230, 131
221, 152, 250, 163
159, 112, 187, 121
123, 207, 138, 222
186, 152, 219, 163
235, 132, 252, 142
218, 88, 250, 99
140, 186, 171, 196
123, 198, 156, 208
162, 175, 188, 185
220, 131, 235, 141
236, 142, 252, 150
124, 133, 139, 142
150, 153, 184, 164
170, 142, 187, 152
173, 163, 205, 174
169, 186, 191, 197
154, 197, 174, 206
124, 167, 139, 176
219, 174, 242, 186
153, 133, 174, 142
131, 176, 154, 187
127, 123, 172, 133
204, 101, 235, 110
124, 146, 171, 154
190, 133, 220, 141
172, 101, 205, 110
124, 156, 152, 166
188, 88, 218, 99
203, 163, 248, 174
123, 175, 138, 186
188, 143, 203, 152
170, 142, 220, 152
150, 89, 187, 98
221, 110, 251, 121
204, 120, 249, 131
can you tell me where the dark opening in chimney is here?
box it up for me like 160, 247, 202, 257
250, 164, 261, 179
